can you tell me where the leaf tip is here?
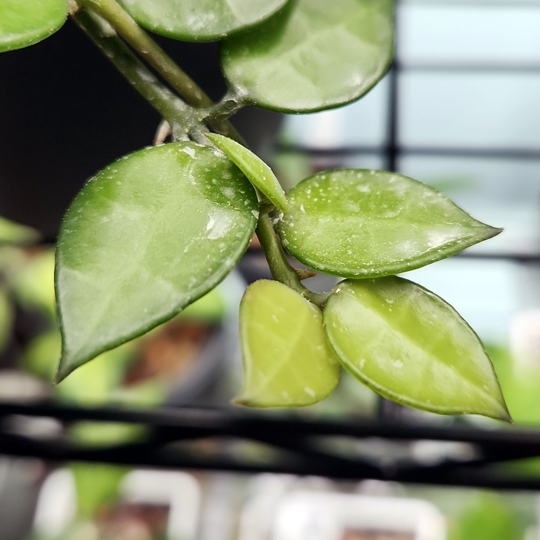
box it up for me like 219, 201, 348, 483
54, 346, 83, 385
486, 225, 504, 239
53, 354, 77, 384
477, 397, 513, 424
493, 403, 513, 424
53, 364, 68, 386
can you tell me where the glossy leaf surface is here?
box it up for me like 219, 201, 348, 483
324, 277, 510, 421
0, 0, 66, 53
276, 170, 501, 278
118, 0, 289, 42
222, 0, 394, 112
237, 280, 340, 407
207, 133, 288, 211
56, 142, 258, 381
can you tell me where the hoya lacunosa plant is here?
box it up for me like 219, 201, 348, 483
0, 0, 511, 421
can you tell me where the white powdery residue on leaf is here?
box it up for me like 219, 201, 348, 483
186, 11, 217, 32
356, 183, 371, 193
382, 208, 400, 219
180, 146, 196, 158
426, 229, 459, 249
222, 186, 235, 199
206, 212, 235, 240
206, 216, 216, 231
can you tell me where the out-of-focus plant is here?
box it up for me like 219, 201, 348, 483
449, 492, 524, 540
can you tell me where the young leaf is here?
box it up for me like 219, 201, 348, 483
56, 142, 258, 382
276, 169, 501, 278
236, 280, 340, 407
222, 0, 394, 113
207, 133, 289, 212
323, 277, 511, 421
0, 0, 67, 53
118, 0, 289, 42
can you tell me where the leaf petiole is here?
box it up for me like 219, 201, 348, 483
256, 214, 329, 308
199, 92, 247, 127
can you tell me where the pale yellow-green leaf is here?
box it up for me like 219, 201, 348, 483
237, 279, 340, 407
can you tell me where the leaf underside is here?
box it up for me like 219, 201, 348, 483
276, 169, 501, 278
222, 0, 394, 112
0, 0, 66, 53
55, 142, 258, 381
118, 0, 289, 41
237, 280, 341, 407
324, 277, 511, 421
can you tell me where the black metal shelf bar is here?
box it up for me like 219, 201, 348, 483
2, 417, 540, 492
3, 402, 540, 448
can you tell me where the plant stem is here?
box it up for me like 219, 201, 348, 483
79, 0, 210, 106
71, 7, 195, 137
77, 0, 245, 143
256, 214, 329, 307
200, 92, 247, 125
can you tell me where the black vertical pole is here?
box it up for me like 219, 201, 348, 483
378, 2, 404, 422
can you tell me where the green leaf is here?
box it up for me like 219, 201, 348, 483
71, 463, 127, 518
56, 142, 258, 381
13, 249, 56, 321
222, 0, 394, 113
207, 133, 289, 211
454, 493, 523, 540
0, 215, 39, 244
323, 277, 511, 421
276, 169, 501, 278
0, 0, 67, 53
0, 286, 12, 355
70, 421, 148, 447
118, 0, 289, 42
24, 331, 61, 381
237, 279, 340, 407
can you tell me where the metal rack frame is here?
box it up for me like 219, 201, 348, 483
2, 402, 540, 491
2, 0, 540, 493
